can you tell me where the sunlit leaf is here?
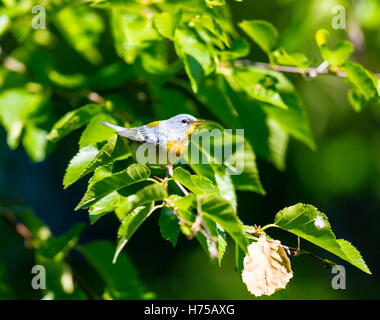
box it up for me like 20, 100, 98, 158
22, 123, 48, 162
47, 104, 104, 143
315, 29, 353, 66
63, 135, 130, 188
172, 167, 218, 195
55, 5, 104, 64
115, 183, 167, 217
113, 202, 159, 263
239, 20, 278, 55
75, 164, 151, 210
0, 89, 44, 149
273, 203, 371, 274
153, 11, 181, 40
198, 194, 248, 251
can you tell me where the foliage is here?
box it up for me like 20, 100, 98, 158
0, 0, 377, 298
0, 202, 152, 299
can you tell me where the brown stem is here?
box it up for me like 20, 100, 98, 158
282, 244, 336, 268
0, 210, 99, 300
166, 164, 189, 196
234, 60, 380, 78
1, 212, 33, 248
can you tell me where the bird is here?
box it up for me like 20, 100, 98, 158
102, 114, 205, 166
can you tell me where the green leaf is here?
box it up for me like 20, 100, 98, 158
172, 167, 218, 195
152, 87, 196, 120
159, 206, 181, 247
55, 5, 104, 64
273, 48, 311, 71
47, 104, 104, 143
198, 194, 248, 252
89, 192, 121, 223
63, 145, 100, 189
38, 223, 86, 260
75, 164, 151, 210
22, 123, 48, 162
235, 241, 245, 273
79, 240, 154, 299
0, 89, 44, 149
186, 143, 238, 209
0, 204, 85, 299
165, 194, 196, 213
198, 76, 286, 169
174, 28, 214, 92
230, 138, 265, 194
0, 265, 12, 299
217, 227, 227, 265
341, 61, 378, 101
239, 20, 278, 55
111, 8, 160, 64
113, 202, 159, 264
273, 203, 371, 274
79, 113, 116, 148
48, 70, 88, 89
347, 88, 366, 112
219, 38, 250, 61
315, 29, 354, 66
227, 67, 288, 109
0, 204, 51, 247
88, 165, 122, 222
315, 29, 329, 47
63, 135, 130, 188
116, 183, 167, 218
153, 11, 181, 40
212, 165, 238, 210
205, 0, 225, 7
238, 66, 315, 150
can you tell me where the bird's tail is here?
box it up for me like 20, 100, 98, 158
101, 122, 127, 132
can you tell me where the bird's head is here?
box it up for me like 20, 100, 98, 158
167, 114, 205, 139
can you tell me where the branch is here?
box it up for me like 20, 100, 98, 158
244, 226, 335, 269
234, 60, 380, 79
282, 245, 336, 269
1, 211, 33, 248
166, 165, 189, 196
164, 165, 218, 258
0, 209, 100, 300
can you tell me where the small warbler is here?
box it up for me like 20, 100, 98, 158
102, 114, 205, 165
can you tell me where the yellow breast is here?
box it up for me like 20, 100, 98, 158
166, 140, 188, 157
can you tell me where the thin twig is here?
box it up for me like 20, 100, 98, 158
234, 60, 380, 78
164, 167, 217, 257
1, 211, 33, 248
166, 164, 189, 195
196, 198, 218, 259
0, 209, 100, 300
282, 245, 336, 268
162, 201, 188, 226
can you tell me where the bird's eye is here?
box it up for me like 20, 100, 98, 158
181, 119, 188, 124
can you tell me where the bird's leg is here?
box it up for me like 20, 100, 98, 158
153, 175, 166, 182
165, 164, 174, 177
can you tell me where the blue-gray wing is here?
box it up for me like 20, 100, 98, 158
102, 121, 159, 144
118, 126, 159, 144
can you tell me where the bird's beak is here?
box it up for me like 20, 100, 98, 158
193, 120, 205, 127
